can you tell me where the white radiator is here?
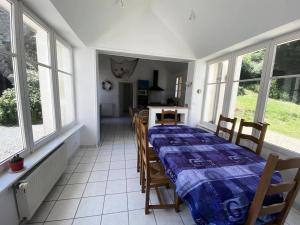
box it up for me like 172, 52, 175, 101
15, 144, 67, 221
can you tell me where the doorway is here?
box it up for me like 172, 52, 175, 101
119, 82, 133, 116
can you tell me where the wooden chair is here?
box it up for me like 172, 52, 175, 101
139, 121, 179, 214
135, 116, 142, 173
135, 117, 159, 186
246, 154, 300, 225
129, 107, 134, 127
215, 115, 237, 142
138, 109, 149, 124
236, 119, 269, 155
161, 109, 178, 125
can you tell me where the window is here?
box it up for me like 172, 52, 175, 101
0, 0, 25, 162
202, 32, 300, 154
264, 39, 300, 153
0, 0, 76, 165
229, 49, 265, 129
56, 40, 75, 127
203, 60, 228, 124
175, 76, 183, 98
23, 14, 56, 142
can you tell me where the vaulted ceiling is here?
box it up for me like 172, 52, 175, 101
25, 0, 300, 61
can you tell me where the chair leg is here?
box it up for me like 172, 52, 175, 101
137, 150, 140, 172
141, 165, 145, 193
175, 195, 181, 213
145, 179, 150, 215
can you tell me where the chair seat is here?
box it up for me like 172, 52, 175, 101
149, 162, 169, 184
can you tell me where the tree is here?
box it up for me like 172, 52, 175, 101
241, 50, 264, 81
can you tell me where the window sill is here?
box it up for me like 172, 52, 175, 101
0, 124, 83, 194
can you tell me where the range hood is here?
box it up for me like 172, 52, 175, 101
149, 70, 164, 91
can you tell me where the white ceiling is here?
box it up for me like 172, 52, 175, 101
24, 0, 300, 61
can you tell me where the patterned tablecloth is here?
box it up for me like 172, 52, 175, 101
148, 125, 282, 225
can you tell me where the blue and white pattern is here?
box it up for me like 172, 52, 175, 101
148, 125, 283, 225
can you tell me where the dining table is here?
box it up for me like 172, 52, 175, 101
148, 125, 283, 225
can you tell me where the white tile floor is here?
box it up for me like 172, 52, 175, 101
28, 117, 300, 225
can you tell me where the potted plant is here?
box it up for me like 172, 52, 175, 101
9, 154, 24, 172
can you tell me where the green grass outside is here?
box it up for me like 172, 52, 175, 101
236, 89, 300, 139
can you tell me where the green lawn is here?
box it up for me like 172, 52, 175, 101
236, 90, 300, 139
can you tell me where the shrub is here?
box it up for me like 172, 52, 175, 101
27, 72, 42, 124
238, 87, 245, 96
0, 72, 42, 126
0, 88, 18, 126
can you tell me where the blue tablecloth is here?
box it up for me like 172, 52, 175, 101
148, 125, 282, 225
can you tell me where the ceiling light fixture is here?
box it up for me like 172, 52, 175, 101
120, 0, 125, 8
188, 9, 196, 21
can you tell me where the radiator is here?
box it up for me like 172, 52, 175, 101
15, 144, 67, 221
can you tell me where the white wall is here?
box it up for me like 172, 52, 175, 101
74, 48, 100, 146
98, 54, 187, 117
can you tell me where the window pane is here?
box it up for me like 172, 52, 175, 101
273, 39, 300, 77
58, 72, 75, 126
220, 60, 228, 82
0, 0, 12, 52
23, 14, 49, 65
56, 41, 72, 73
235, 49, 265, 81
204, 84, 217, 123
207, 63, 219, 83
208, 61, 228, 83
265, 77, 300, 153
215, 83, 226, 119
0, 54, 24, 161
233, 80, 260, 124
27, 63, 55, 141
204, 83, 226, 124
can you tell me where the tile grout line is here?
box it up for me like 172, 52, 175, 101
71, 149, 94, 224
42, 150, 86, 224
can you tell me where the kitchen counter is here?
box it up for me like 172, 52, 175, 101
148, 106, 189, 128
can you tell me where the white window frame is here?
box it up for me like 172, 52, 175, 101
0, 0, 30, 162
22, 7, 59, 150
201, 29, 300, 156
226, 42, 269, 122
175, 76, 183, 99
55, 34, 76, 131
201, 55, 231, 130
0, 0, 76, 167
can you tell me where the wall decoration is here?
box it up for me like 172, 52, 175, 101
102, 80, 113, 91
110, 58, 138, 79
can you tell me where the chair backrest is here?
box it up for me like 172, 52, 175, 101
139, 119, 150, 174
135, 117, 142, 153
215, 115, 237, 142
246, 154, 300, 225
236, 119, 269, 155
138, 109, 149, 124
161, 109, 178, 125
